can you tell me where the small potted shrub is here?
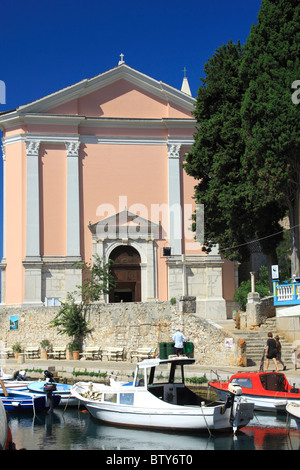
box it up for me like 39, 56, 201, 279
12, 342, 22, 359
40, 339, 52, 359
50, 293, 92, 360
68, 339, 81, 360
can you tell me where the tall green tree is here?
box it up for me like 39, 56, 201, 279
184, 40, 285, 265
241, 0, 300, 275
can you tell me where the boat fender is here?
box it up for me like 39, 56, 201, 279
228, 383, 242, 396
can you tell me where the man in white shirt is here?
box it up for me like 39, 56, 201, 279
172, 328, 188, 356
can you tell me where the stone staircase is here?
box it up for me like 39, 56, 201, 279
218, 317, 294, 369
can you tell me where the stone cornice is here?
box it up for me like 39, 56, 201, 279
166, 255, 225, 267
0, 112, 196, 131
3, 131, 194, 148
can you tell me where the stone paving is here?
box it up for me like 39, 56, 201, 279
2, 356, 300, 386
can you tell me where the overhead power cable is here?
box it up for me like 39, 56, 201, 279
222, 224, 299, 252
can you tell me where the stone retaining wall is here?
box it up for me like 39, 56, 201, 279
0, 301, 241, 366
243, 295, 276, 329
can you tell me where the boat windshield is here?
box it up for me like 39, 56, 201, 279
231, 377, 253, 389
147, 362, 184, 385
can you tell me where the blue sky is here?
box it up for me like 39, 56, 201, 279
0, 0, 262, 270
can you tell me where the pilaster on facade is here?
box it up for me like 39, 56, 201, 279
167, 254, 226, 320
41, 256, 82, 304
1, 144, 6, 262
23, 139, 43, 304
22, 138, 82, 305
25, 139, 41, 261
167, 142, 182, 256
65, 140, 81, 258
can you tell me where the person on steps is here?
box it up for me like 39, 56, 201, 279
265, 332, 279, 371
275, 335, 286, 371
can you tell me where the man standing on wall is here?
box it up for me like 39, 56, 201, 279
172, 328, 188, 356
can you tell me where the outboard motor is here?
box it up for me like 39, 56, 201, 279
43, 371, 57, 414
44, 370, 55, 382
228, 383, 243, 396
222, 383, 242, 411
222, 383, 243, 433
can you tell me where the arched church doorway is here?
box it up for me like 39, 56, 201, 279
109, 245, 141, 303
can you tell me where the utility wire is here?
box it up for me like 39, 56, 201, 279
222, 224, 299, 252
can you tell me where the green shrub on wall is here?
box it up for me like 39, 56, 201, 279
233, 266, 271, 311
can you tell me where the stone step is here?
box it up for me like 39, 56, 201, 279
217, 318, 294, 367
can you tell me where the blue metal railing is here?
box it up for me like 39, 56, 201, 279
273, 280, 300, 306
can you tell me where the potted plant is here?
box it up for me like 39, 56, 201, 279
68, 339, 81, 360
12, 342, 21, 359
50, 293, 93, 360
49, 257, 113, 360
40, 339, 51, 359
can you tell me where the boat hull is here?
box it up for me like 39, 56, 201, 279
0, 399, 7, 450
0, 389, 61, 412
1, 393, 46, 412
210, 385, 300, 412
85, 401, 253, 432
286, 403, 300, 431
71, 381, 254, 433
209, 371, 300, 412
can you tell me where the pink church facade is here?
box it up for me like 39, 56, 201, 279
0, 61, 237, 319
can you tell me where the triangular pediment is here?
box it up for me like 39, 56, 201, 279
15, 64, 195, 118
89, 209, 160, 240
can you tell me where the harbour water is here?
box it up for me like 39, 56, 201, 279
8, 407, 300, 451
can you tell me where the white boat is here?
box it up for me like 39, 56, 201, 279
0, 399, 7, 450
71, 357, 254, 433
0, 369, 31, 389
286, 402, 300, 431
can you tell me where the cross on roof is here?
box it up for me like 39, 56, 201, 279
118, 53, 125, 65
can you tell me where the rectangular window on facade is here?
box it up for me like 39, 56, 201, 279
45, 297, 61, 307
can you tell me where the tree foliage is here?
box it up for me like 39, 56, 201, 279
76, 254, 116, 303
50, 293, 93, 342
184, 0, 300, 272
241, 0, 300, 274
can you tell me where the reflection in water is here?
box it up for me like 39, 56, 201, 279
8, 407, 300, 451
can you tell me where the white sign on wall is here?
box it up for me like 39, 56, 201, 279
271, 265, 279, 280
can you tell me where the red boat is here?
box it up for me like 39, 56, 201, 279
209, 371, 300, 412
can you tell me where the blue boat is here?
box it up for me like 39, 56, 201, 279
27, 382, 79, 407
0, 388, 61, 413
